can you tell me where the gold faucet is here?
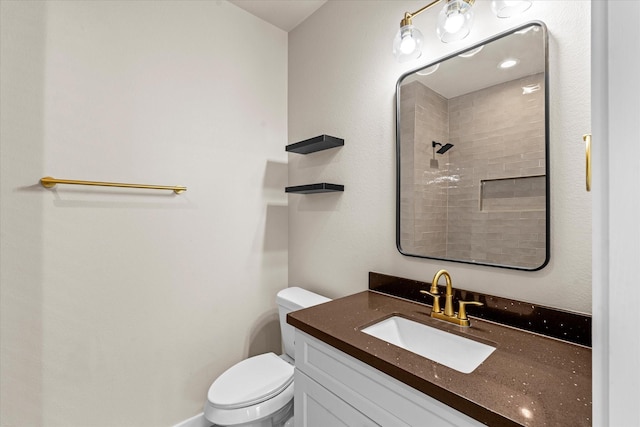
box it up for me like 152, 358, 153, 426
420, 269, 483, 327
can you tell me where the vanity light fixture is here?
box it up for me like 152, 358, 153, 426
394, 0, 531, 62
437, 0, 475, 43
392, 22, 424, 63
393, 0, 475, 62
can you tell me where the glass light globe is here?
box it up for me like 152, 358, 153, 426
444, 13, 465, 34
393, 25, 424, 62
437, 0, 474, 43
491, 0, 532, 18
400, 35, 417, 54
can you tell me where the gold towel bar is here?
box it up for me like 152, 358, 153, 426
40, 176, 186, 194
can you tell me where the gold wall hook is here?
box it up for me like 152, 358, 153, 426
582, 134, 592, 192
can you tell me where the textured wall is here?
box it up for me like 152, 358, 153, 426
0, 1, 287, 425
289, 1, 591, 312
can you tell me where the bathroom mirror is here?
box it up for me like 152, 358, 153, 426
396, 22, 549, 271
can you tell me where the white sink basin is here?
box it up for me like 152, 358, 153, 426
361, 316, 495, 373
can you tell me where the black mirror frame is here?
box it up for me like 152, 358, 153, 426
395, 21, 550, 271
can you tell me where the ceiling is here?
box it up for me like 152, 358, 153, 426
229, 2, 544, 99
228, 0, 328, 32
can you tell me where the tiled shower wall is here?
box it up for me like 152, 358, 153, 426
399, 82, 417, 254
400, 73, 546, 268
400, 81, 449, 256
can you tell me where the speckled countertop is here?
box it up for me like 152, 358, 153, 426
287, 291, 591, 427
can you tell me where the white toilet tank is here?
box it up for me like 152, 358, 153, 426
276, 287, 330, 360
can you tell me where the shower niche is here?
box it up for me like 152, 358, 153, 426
395, 22, 549, 271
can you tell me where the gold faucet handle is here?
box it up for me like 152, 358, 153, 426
457, 301, 483, 321
420, 290, 442, 314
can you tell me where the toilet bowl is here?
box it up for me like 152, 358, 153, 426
204, 287, 330, 427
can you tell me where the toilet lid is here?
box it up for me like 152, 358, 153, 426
207, 353, 294, 410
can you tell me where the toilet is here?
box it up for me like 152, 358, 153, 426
203, 287, 330, 427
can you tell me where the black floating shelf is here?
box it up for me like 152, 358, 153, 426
286, 135, 344, 154
285, 183, 344, 194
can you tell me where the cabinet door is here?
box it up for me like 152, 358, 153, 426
295, 370, 379, 427
295, 330, 484, 426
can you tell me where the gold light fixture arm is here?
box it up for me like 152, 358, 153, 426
40, 176, 187, 194
400, 0, 476, 26
401, 0, 443, 27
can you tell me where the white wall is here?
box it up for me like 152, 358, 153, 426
0, 1, 287, 426
288, 1, 592, 313
592, 1, 640, 425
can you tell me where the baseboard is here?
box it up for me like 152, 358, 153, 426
172, 412, 211, 427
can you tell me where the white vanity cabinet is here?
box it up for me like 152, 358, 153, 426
294, 330, 484, 427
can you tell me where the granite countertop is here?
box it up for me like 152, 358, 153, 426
287, 290, 591, 427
